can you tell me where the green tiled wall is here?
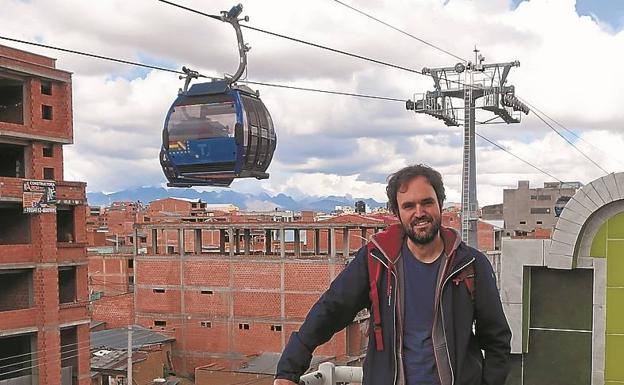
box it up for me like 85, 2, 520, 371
591, 212, 624, 383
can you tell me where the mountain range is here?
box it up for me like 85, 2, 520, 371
87, 187, 386, 213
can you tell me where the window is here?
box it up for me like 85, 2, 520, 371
127, 259, 133, 269
57, 206, 75, 242
58, 267, 76, 304
538, 195, 552, 201
201, 290, 213, 295
0, 204, 31, 244
530, 208, 551, 214
42, 144, 53, 158
43, 167, 55, 180
238, 323, 250, 330
270, 325, 282, 332
200, 321, 212, 328
41, 81, 52, 95
0, 144, 25, 178
0, 77, 24, 125
520, 221, 527, 225
530, 195, 537, 200
153, 288, 165, 293
536, 221, 543, 225
42, 105, 53, 120
154, 320, 166, 327
0, 269, 33, 311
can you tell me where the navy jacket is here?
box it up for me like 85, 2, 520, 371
276, 224, 511, 385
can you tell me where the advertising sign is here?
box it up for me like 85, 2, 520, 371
23, 180, 57, 214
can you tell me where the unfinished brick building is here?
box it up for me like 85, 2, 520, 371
0, 44, 89, 385
131, 221, 385, 375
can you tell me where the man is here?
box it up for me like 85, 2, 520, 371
274, 164, 511, 385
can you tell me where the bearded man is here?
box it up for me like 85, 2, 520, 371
274, 164, 511, 385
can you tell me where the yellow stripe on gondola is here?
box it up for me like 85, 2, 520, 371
169, 141, 187, 151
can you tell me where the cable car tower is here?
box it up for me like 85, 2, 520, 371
406, 49, 529, 248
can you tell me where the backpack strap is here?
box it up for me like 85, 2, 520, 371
452, 263, 476, 300
367, 246, 384, 351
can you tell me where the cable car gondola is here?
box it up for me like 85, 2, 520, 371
160, 4, 276, 188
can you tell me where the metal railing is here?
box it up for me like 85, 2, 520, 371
299, 362, 362, 385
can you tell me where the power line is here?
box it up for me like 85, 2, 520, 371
528, 106, 610, 175
476, 132, 563, 182
331, 0, 467, 63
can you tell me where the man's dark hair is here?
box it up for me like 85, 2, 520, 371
386, 164, 446, 216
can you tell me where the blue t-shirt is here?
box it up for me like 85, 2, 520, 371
402, 242, 442, 385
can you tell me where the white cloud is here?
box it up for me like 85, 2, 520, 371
2, 0, 622, 206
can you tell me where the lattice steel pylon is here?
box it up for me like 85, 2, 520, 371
406, 48, 530, 248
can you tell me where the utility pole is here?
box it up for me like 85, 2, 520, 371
407, 48, 529, 248
127, 324, 133, 385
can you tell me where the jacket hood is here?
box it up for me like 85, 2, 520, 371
370, 223, 462, 262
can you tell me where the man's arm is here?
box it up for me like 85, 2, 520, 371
274, 247, 371, 384
473, 254, 512, 385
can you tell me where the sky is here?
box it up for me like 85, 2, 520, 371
2, 0, 624, 206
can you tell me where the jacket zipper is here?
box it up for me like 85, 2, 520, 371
370, 251, 400, 385
439, 257, 476, 385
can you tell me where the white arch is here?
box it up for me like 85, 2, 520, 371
547, 173, 624, 269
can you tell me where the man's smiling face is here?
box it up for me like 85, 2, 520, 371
397, 175, 442, 245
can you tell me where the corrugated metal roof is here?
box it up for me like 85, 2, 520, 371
91, 325, 175, 350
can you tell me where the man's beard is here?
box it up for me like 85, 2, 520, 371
401, 215, 441, 245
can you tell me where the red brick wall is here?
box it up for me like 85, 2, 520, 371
135, 255, 354, 375
0, 44, 90, 385
91, 293, 134, 328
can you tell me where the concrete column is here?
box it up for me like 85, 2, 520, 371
342, 227, 350, 257
329, 228, 336, 258
265, 230, 272, 254
151, 228, 158, 254
228, 228, 235, 257
294, 229, 301, 257
280, 227, 286, 259
244, 229, 251, 256
361, 228, 367, 247
235, 229, 240, 254
194, 229, 202, 254
314, 229, 321, 255
178, 228, 185, 256
219, 229, 226, 253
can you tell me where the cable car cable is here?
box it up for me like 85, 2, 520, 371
529, 107, 610, 175
157, 0, 424, 75
240, 80, 405, 102
0, 37, 562, 181
331, 0, 467, 63
475, 132, 564, 183
519, 96, 624, 169
0, 35, 188, 77
0, 35, 403, 103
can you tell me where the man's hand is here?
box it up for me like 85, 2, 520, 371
273, 379, 297, 385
